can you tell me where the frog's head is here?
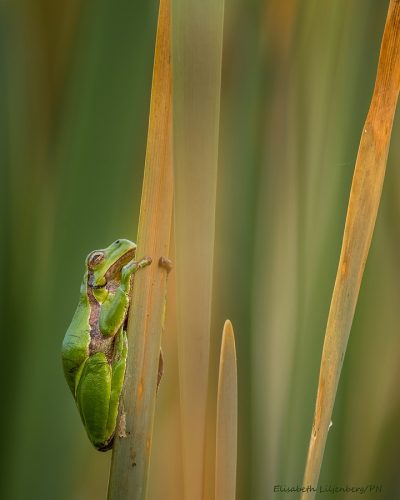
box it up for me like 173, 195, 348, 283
86, 239, 136, 288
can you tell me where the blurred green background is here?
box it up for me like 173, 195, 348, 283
1, 0, 399, 499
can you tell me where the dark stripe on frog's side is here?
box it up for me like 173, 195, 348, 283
87, 274, 115, 362
86, 248, 135, 363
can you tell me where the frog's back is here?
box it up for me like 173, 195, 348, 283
62, 293, 91, 394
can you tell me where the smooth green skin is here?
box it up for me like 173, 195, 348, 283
62, 239, 151, 451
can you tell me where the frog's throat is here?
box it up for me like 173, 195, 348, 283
86, 284, 113, 362
104, 248, 136, 281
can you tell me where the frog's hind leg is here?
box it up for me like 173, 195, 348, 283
76, 353, 112, 450
105, 329, 128, 442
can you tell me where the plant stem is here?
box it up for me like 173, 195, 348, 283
107, 0, 173, 498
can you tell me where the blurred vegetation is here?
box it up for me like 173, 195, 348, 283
0, 0, 399, 499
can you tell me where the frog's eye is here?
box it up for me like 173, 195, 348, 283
88, 251, 105, 269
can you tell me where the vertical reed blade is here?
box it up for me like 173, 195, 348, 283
215, 320, 238, 500
302, 2, 400, 497
172, 0, 225, 497
107, 0, 173, 498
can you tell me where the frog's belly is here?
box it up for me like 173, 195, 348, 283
89, 327, 122, 362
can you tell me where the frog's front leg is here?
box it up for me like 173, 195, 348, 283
99, 257, 152, 336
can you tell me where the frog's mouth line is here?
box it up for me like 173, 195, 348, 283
104, 247, 136, 282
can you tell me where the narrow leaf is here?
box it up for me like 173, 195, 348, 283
302, 2, 400, 497
215, 320, 238, 500
172, 0, 225, 497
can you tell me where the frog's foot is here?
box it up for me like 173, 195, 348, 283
97, 437, 114, 452
137, 256, 152, 270
121, 257, 152, 282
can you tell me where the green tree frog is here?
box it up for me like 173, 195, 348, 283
62, 239, 151, 451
